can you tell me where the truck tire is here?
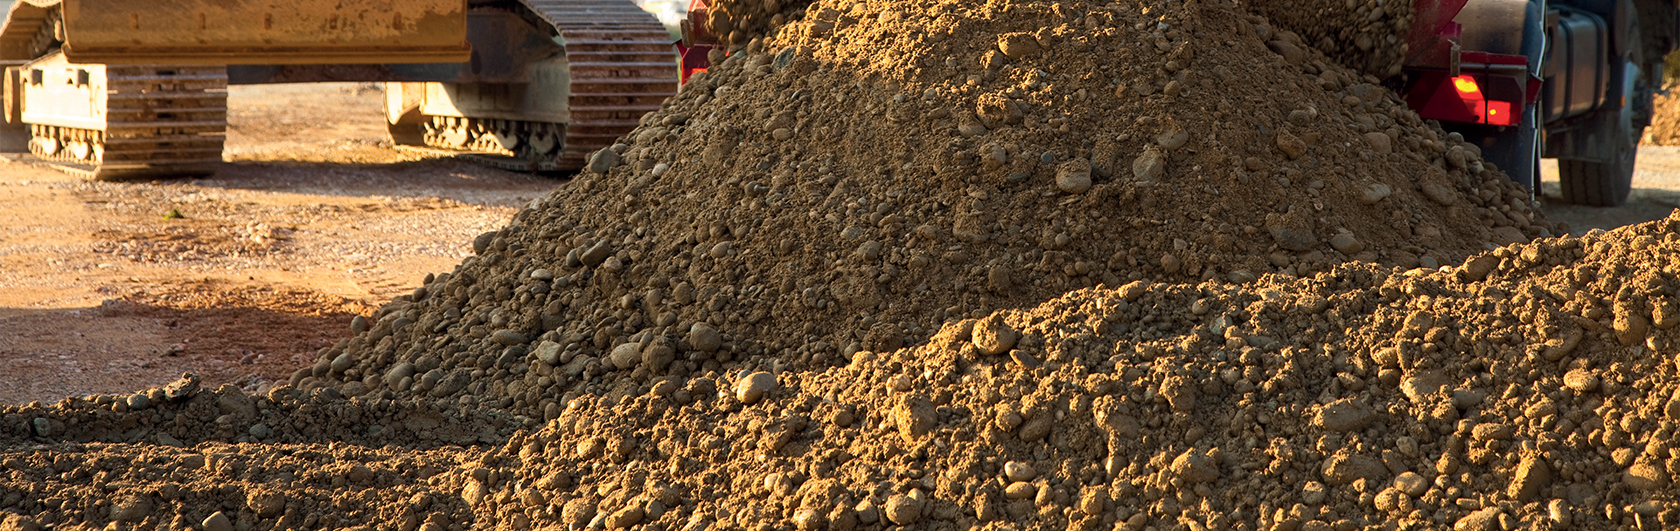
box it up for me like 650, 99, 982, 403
1557, 59, 1644, 207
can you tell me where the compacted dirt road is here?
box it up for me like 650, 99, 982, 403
0, 84, 559, 405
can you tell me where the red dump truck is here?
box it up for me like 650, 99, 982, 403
1401, 0, 1680, 206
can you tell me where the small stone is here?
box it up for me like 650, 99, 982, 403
1267, 39, 1304, 64
1394, 472, 1429, 497
350, 315, 369, 333
1614, 303, 1649, 346
610, 342, 642, 370
884, 494, 923, 525
1156, 121, 1190, 150
589, 149, 622, 174
1077, 487, 1108, 516
1315, 398, 1375, 432
792, 507, 826, 531
735, 371, 777, 405
1625, 460, 1671, 490
1170, 448, 1220, 483
1132, 148, 1166, 181
535, 342, 563, 365
771, 128, 793, 141
247, 423, 273, 440
1457, 254, 1498, 282
1329, 232, 1364, 255
492, 330, 529, 346
970, 314, 1018, 355
1005, 481, 1035, 499
1364, 132, 1393, 154
248, 490, 286, 518
110, 494, 153, 522
1509, 455, 1551, 502
202, 511, 233, 531
892, 394, 937, 442
605, 505, 644, 529
1420, 180, 1459, 206
1118, 280, 1149, 300
1321, 453, 1387, 486
1276, 130, 1307, 159
855, 500, 880, 525
1563, 369, 1598, 392
1358, 183, 1392, 204
1301, 481, 1328, 505
126, 393, 150, 410
1004, 461, 1037, 482
1454, 507, 1500, 531
1547, 499, 1572, 527
709, 241, 733, 258
997, 32, 1042, 59
1056, 158, 1093, 194
688, 323, 723, 352
580, 241, 613, 267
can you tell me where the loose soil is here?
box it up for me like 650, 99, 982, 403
4, 2, 1680, 531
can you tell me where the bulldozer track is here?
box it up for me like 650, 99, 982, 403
520, 0, 678, 169
27, 64, 227, 180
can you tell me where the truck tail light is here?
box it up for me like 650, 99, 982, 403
1408, 71, 1525, 127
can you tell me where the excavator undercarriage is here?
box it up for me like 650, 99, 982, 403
0, 0, 677, 178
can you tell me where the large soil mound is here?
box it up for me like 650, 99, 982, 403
4, 213, 1678, 531
10, 0, 1656, 529
278, 0, 1550, 419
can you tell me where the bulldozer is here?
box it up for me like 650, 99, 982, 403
0, 0, 677, 179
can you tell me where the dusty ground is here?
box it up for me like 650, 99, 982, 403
0, 83, 559, 405
1538, 147, 1680, 232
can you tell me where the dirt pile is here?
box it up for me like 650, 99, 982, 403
1247, 0, 1415, 78
273, 0, 1550, 415
1645, 89, 1680, 146
5, 214, 1680, 531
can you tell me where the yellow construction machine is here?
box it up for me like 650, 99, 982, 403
0, 0, 677, 179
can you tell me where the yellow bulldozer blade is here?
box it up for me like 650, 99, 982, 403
2, 0, 469, 65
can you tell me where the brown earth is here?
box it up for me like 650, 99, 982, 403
4, 1, 1680, 531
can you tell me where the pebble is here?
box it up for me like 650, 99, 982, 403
997, 32, 1042, 59
1170, 448, 1219, 483
1315, 398, 1375, 432
535, 342, 563, 365
1507, 455, 1550, 502
605, 505, 644, 529
1624, 461, 1670, 490
610, 342, 642, 370
109, 495, 152, 522
1301, 481, 1327, 504
1056, 158, 1093, 194
884, 493, 923, 525
1363, 132, 1392, 154
1547, 499, 1571, 527
1393, 472, 1429, 497
1562, 369, 1598, 392
1276, 130, 1307, 159
1453, 507, 1499, 531
1131, 148, 1166, 181
1329, 232, 1364, 254
1358, 183, 1392, 204
1003, 461, 1037, 482
492, 330, 529, 346
688, 323, 723, 352
247, 491, 286, 518
1005, 481, 1035, 499
589, 149, 622, 174
1077, 488, 1108, 516
855, 500, 880, 525
970, 314, 1018, 355
202, 511, 233, 531
126, 393, 149, 410
735, 372, 777, 405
